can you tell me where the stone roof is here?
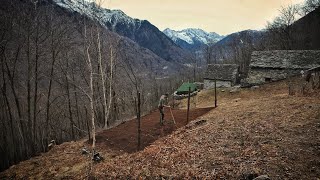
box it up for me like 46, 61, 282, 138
204, 64, 239, 81
250, 50, 320, 69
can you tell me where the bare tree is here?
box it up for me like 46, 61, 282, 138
266, 4, 300, 49
1, 48, 18, 163
266, 4, 303, 94
45, 4, 71, 146
83, 21, 96, 156
105, 46, 115, 127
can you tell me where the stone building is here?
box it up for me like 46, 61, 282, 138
246, 50, 320, 85
204, 64, 239, 89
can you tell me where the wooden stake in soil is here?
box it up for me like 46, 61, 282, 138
187, 87, 191, 124
137, 92, 141, 150
214, 79, 217, 107
169, 107, 176, 125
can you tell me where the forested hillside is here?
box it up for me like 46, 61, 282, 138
0, 0, 192, 171
267, 6, 320, 50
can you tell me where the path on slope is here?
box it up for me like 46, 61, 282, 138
94, 107, 213, 153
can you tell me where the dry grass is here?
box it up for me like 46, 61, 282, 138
1, 80, 320, 179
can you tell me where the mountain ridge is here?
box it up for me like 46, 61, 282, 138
163, 28, 224, 50
53, 0, 192, 64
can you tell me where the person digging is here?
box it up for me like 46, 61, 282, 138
158, 93, 171, 125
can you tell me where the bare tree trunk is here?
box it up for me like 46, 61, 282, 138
45, 33, 56, 148
84, 23, 96, 153
81, 0, 96, 155
97, 30, 108, 129
87, 47, 96, 152
1, 58, 17, 163
137, 92, 141, 150
66, 58, 75, 140
33, 15, 40, 150
0, 97, 10, 169
72, 68, 82, 137
187, 87, 191, 124
3, 47, 26, 155
106, 47, 114, 127
26, 22, 34, 156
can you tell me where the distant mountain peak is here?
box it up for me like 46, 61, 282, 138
54, 0, 143, 27
163, 28, 224, 50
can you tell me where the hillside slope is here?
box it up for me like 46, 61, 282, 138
290, 7, 320, 50
1, 80, 319, 179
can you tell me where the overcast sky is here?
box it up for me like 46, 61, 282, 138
102, 0, 305, 35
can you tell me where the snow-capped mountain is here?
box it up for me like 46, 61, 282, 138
163, 28, 224, 50
53, 0, 192, 63
54, 0, 142, 31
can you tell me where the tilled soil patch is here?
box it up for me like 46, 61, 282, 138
94, 107, 213, 153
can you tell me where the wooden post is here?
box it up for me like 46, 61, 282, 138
288, 79, 292, 95
214, 79, 217, 107
187, 87, 191, 124
172, 95, 175, 108
318, 72, 320, 89
137, 92, 141, 150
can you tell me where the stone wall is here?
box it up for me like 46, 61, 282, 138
204, 79, 231, 89
246, 68, 302, 84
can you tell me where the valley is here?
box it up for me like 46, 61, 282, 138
0, 0, 319, 178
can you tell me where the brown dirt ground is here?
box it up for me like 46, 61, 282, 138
1, 79, 320, 179
93, 107, 213, 153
